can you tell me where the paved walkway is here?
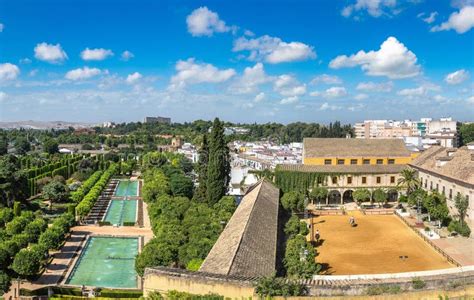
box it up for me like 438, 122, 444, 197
72, 224, 154, 243
432, 237, 474, 266
34, 232, 87, 286
400, 214, 474, 266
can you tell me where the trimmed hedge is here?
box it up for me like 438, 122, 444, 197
76, 164, 117, 218
70, 170, 103, 203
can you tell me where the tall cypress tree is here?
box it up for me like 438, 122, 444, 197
193, 134, 209, 202
206, 118, 230, 205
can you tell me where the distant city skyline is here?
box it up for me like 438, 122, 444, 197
0, 0, 473, 123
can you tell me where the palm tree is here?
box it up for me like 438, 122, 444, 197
397, 168, 420, 196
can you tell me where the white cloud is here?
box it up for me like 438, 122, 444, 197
310, 86, 348, 98
186, 7, 230, 37
467, 95, 474, 104
254, 92, 265, 102
310, 74, 343, 85
233, 35, 316, 64
397, 83, 441, 97
126, 72, 142, 84
170, 58, 236, 88
229, 63, 272, 94
356, 81, 393, 92
280, 96, 299, 105
329, 36, 420, 79
274, 74, 306, 96
0, 23, 4, 32
121, 50, 134, 61
34, 43, 68, 63
431, 6, 474, 33
444, 69, 469, 84
29, 69, 38, 77
354, 93, 369, 100
397, 86, 426, 96
0, 63, 20, 81
319, 102, 342, 111
65, 67, 102, 81
342, 0, 397, 18
418, 11, 438, 24
80, 48, 114, 61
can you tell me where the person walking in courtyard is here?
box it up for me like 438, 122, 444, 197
315, 229, 320, 244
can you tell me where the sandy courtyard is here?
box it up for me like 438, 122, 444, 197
309, 212, 453, 275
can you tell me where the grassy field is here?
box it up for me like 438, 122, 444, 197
309, 211, 453, 275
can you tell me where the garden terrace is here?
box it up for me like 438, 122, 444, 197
83, 179, 118, 224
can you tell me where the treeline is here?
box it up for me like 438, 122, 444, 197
135, 150, 236, 275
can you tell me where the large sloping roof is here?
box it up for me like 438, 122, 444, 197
277, 164, 405, 174
409, 146, 474, 186
303, 138, 411, 158
199, 179, 280, 278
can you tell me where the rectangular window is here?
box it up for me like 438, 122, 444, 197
449, 189, 452, 199
388, 159, 395, 164
362, 177, 367, 184
350, 159, 358, 165
332, 177, 338, 184
363, 159, 370, 165
337, 159, 345, 165
324, 159, 332, 165
376, 176, 381, 184
347, 177, 352, 184
430, 181, 433, 190
436, 183, 439, 191
442, 186, 445, 195
390, 176, 395, 184
376, 159, 383, 164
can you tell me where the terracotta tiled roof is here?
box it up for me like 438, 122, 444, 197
277, 164, 405, 174
409, 146, 474, 186
303, 138, 411, 158
199, 179, 280, 278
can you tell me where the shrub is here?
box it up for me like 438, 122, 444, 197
0, 270, 11, 293
255, 274, 306, 296
5, 216, 29, 236
13, 201, 21, 217
0, 208, 14, 226
186, 258, 203, 271
122, 222, 135, 226
11, 248, 41, 277
448, 220, 471, 237
366, 284, 402, 295
281, 191, 305, 213
412, 277, 426, 289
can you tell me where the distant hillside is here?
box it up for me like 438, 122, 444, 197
0, 120, 93, 130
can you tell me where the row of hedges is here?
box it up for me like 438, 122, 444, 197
75, 163, 117, 217
21, 286, 142, 298
70, 170, 103, 202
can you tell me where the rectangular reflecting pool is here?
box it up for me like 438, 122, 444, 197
66, 236, 138, 288
104, 200, 137, 225
114, 180, 139, 197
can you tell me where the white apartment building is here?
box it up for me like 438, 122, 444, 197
355, 118, 458, 148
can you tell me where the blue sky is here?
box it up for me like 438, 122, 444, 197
0, 0, 473, 124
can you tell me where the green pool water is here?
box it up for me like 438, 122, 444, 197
104, 200, 137, 225
66, 236, 138, 288
115, 180, 138, 197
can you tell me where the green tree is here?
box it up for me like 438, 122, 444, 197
254, 274, 306, 297
284, 215, 308, 238
372, 188, 387, 207
454, 193, 469, 227
423, 192, 450, 226
397, 168, 420, 196
353, 188, 371, 205
309, 187, 328, 205
459, 123, 474, 145
0, 133, 7, 155
170, 174, 194, 199
281, 191, 305, 213
0, 271, 11, 293
193, 134, 209, 202
0, 155, 29, 207
206, 118, 230, 205
135, 238, 178, 276
284, 235, 320, 279
11, 248, 41, 277
14, 137, 30, 155
13, 202, 21, 217
42, 180, 69, 209
42, 138, 59, 154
